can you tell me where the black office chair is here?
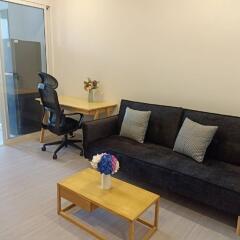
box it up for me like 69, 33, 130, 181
38, 83, 83, 159
38, 72, 76, 138
38, 72, 58, 89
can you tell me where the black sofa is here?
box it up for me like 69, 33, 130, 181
82, 99, 240, 233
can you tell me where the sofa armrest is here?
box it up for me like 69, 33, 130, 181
82, 115, 119, 153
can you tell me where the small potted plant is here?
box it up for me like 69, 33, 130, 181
91, 153, 120, 190
84, 78, 99, 102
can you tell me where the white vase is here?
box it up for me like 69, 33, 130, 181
101, 174, 111, 190
88, 89, 94, 102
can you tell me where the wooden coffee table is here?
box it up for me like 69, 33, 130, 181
57, 168, 160, 240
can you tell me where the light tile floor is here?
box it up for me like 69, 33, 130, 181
0, 135, 239, 240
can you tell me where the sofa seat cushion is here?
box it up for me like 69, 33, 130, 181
88, 135, 240, 194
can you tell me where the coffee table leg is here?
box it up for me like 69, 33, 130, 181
135, 198, 160, 240
129, 220, 135, 240
57, 184, 61, 214
154, 198, 160, 228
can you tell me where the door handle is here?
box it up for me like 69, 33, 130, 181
5, 72, 14, 76
5, 72, 19, 79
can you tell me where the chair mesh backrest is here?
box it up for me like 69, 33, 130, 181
38, 84, 62, 128
38, 72, 58, 89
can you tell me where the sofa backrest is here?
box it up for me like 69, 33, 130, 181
183, 109, 240, 166
118, 100, 183, 148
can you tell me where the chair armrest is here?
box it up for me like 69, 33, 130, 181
82, 115, 119, 151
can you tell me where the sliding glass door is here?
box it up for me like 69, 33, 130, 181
0, 1, 47, 141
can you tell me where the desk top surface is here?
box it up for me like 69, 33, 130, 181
58, 168, 160, 221
36, 95, 117, 111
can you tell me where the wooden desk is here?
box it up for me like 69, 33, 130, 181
36, 96, 117, 143
58, 168, 160, 240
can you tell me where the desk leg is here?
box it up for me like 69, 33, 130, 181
40, 129, 45, 143
106, 107, 113, 117
94, 110, 100, 120
40, 111, 49, 143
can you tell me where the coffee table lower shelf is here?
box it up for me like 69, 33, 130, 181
57, 185, 160, 240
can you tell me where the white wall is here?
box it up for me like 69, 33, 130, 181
52, 0, 240, 116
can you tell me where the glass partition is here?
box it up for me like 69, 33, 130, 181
0, 1, 47, 139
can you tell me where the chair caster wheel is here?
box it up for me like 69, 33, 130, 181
42, 146, 46, 151
53, 154, 57, 160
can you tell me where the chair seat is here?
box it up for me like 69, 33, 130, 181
48, 117, 79, 135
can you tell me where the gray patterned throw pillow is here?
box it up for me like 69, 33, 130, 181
173, 118, 218, 163
120, 107, 151, 143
